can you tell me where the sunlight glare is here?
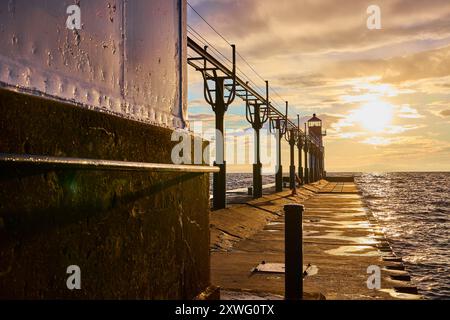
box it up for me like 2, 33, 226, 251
353, 101, 394, 133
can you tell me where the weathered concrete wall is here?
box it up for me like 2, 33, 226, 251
0, 0, 187, 128
0, 88, 210, 299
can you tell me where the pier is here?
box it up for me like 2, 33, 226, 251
0, 1, 429, 301
210, 179, 421, 300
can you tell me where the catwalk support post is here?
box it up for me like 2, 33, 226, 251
304, 124, 309, 184
285, 108, 298, 191
297, 115, 304, 185
199, 45, 237, 210
270, 103, 288, 192
245, 81, 269, 199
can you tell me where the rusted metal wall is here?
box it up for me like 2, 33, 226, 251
0, 0, 187, 128
0, 87, 210, 299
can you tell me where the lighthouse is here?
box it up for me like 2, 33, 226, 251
307, 114, 325, 181
307, 114, 324, 146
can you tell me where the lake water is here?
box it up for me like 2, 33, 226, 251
220, 172, 449, 299
355, 172, 449, 300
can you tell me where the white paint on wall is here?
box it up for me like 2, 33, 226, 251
0, 0, 187, 129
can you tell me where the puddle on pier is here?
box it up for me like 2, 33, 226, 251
379, 289, 422, 300
325, 245, 379, 257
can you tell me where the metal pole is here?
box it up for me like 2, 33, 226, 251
314, 151, 318, 181
213, 77, 226, 210
321, 150, 325, 179
289, 131, 296, 190
304, 145, 309, 184
253, 103, 262, 199
314, 150, 318, 182
275, 119, 283, 192
304, 124, 309, 184
316, 150, 320, 181
298, 145, 303, 185
297, 115, 303, 185
0, 153, 220, 173
285, 204, 304, 300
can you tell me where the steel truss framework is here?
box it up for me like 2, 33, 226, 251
187, 36, 324, 209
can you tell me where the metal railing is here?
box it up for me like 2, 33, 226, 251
0, 153, 219, 173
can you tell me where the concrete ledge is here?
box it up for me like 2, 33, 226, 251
210, 181, 328, 251
325, 176, 355, 182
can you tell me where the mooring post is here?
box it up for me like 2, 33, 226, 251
284, 204, 304, 300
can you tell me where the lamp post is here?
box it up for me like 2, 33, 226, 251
245, 81, 269, 199
285, 118, 299, 190
199, 45, 237, 210
297, 115, 304, 185
270, 103, 288, 192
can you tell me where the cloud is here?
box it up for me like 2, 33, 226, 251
361, 137, 394, 146
440, 109, 450, 117
189, 0, 450, 58
398, 105, 423, 119
187, 0, 450, 171
324, 45, 450, 84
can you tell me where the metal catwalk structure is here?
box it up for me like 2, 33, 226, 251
187, 20, 325, 209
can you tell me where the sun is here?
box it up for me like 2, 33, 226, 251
353, 101, 394, 133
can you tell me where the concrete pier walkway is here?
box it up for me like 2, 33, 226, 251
210, 180, 421, 300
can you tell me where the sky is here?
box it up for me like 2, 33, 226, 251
186, 0, 450, 172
